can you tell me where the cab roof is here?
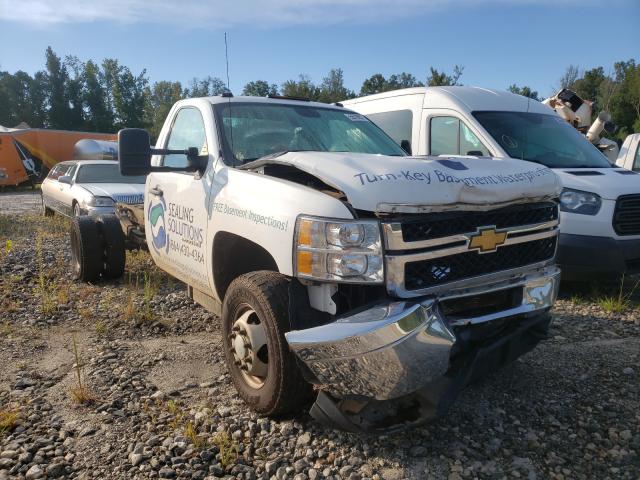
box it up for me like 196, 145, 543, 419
342, 86, 553, 115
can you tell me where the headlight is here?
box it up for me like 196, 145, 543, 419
294, 216, 383, 283
88, 196, 115, 207
559, 188, 601, 215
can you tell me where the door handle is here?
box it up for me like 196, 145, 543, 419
150, 187, 163, 197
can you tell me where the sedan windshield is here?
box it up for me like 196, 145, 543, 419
473, 111, 612, 168
213, 102, 406, 164
76, 164, 146, 184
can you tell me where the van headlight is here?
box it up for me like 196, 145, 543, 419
559, 188, 601, 215
294, 216, 383, 283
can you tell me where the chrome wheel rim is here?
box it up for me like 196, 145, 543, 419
229, 304, 268, 389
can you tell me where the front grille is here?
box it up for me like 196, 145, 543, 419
404, 237, 557, 290
613, 194, 640, 235
401, 202, 557, 243
113, 194, 144, 205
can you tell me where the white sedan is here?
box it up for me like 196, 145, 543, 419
41, 160, 145, 217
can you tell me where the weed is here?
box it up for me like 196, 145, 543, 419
0, 321, 13, 337
212, 431, 239, 469
0, 408, 19, 436
123, 273, 155, 324
184, 421, 207, 449
597, 275, 640, 314
34, 232, 60, 315
95, 321, 107, 336
166, 400, 184, 430
69, 335, 96, 405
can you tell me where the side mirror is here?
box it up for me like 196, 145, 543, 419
119, 128, 152, 176
400, 139, 412, 155
58, 175, 72, 185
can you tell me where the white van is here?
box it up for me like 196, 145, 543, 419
343, 87, 640, 279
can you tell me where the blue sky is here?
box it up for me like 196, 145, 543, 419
1, 0, 638, 98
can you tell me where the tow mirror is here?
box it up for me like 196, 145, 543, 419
58, 175, 72, 185
400, 139, 412, 155
119, 128, 152, 176
118, 128, 205, 176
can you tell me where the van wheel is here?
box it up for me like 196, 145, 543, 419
70, 217, 102, 282
97, 215, 125, 279
222, 271, 312, 416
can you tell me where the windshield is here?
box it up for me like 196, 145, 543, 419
473, 111, 612, 168
76, 164, 146, 184
213, 102, 406, 164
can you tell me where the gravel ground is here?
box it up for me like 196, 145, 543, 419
0, 201, 638, 479
0, 191, 42, 215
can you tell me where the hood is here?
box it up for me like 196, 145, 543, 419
254, 152, 561, 213
554, 168, 640, 200
79, 183, 145, 200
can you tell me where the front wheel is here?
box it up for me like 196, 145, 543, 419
221, 271, 312, 416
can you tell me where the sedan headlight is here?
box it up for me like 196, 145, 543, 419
88, 196, 115, 207
294, 216, 383, 283
559, 188, 601, 215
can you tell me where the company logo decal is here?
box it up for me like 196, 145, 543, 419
148, 196, 169, 254
436, 159, 469, 171
468, 227, 507, 253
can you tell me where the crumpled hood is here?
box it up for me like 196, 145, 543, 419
79, 183, 145, 201
554, 168, 640, 200
261, 152, 561, 213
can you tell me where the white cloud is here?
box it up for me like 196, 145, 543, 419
0, 0, 598, 27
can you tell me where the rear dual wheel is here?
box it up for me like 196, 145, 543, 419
70, 215, 125, 282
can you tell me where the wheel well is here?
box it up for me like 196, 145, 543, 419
212, 231, 279, 300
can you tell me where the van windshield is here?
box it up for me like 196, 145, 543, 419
473, 111, 612, 168
213, 102, 406, 165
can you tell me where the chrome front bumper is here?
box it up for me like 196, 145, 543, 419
286, 266, 560, 400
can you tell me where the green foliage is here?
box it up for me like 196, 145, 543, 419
242, 80, 278, 97
360, 72, 424, 96
427, 65, 464, 86
0, 48, 637, 143
507, 84, 539, 101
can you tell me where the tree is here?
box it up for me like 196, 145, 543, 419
64, 55, 85, 130
507, 84, 540, 101
242, 80, 278, 97
360, 74, 388, 96
317, 68, 354, 103
45, 46, 71, 129
559, 65, 580, 90
359, 72, 424, 96
281, 74, 318, 100
388, 72, 423, 89
186, 76, 227, 97
83, 60, 112, 132
112, 66, 149, 129
427, 65, 464, 86
147, 81, 185, 139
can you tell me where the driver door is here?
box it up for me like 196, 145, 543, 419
145, 106, 215, 292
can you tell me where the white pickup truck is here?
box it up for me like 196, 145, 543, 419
70, 94, 562, 431
343, 87, 640, 279
617, 133, 640, 172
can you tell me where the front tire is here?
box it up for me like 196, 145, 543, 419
70, 217, 102, 282
222, 271, 312, 416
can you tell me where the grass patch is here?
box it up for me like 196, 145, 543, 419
69, 335, 97, 405
0, 408, 19, 436
597, 275, 640, 314
212, 431, 239, 469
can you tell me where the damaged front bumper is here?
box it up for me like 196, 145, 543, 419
285, 266, 560, 432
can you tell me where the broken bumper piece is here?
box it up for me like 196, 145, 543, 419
285, 267, 560, 432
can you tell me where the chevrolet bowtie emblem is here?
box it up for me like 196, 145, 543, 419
468, 227, 507, 253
